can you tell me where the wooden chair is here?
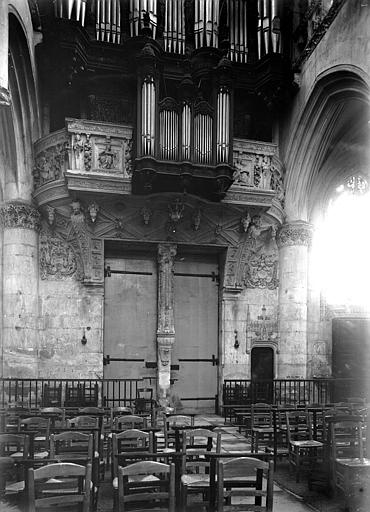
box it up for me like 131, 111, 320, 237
67, 415, 104, 482
162, 414, 194, 452
26, 462, 92, 512
217, 457, 274, 511
112, 429, 154, 512
180, 428, 221, 512
286, 410, 324, 482
19, 417, 51, 459
329, 415, 366, 489
0, 433, 30, 498
112, 429, 153, 486
118, 460, 175, 512
251, 403, 274, 454
49, 431, 98, 506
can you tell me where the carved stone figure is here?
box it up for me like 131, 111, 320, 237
240, 211, 251, 232
192, 208, 201, 231
141, 205, 152, 225
84, 134, 92, 172
98, 136, 118, 169
33, 143, 66, 187
45, 206, 56, 226
73, 133, 85, 170
88, 202, 99, 223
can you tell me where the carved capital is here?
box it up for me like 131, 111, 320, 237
0, 202, 41, 231
277, 221, 313, 248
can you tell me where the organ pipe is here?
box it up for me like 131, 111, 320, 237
182, 103, 191, 161
141, 77, 156, 156
194, 0, 219, 49
228, 0, 248, 63
164, 0, 185, 54
129, 0, 158, 38
216, 88, 230, 163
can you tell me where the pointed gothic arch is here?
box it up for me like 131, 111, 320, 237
284, 69, 370, 222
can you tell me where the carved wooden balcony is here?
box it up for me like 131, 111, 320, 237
33, 118, 133, 207
33, 121, 284, 221
224, 138, 284, 222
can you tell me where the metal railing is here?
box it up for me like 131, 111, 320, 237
222, 378, 366, 406
0, 377, 157, 409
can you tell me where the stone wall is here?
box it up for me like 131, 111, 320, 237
38, 280, 103, 379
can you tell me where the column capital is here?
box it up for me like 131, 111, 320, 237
0, 202, 41, 231
277, 220, 313, 248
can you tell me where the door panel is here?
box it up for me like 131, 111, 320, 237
104, 256, 157, 385
172, 257, 219, 412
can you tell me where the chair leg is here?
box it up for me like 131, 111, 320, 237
181, 484, 187, 512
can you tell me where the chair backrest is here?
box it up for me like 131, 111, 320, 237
26, 462, 92, 512
49, 431, 94, 460
165, 414, 194, 427
181, 428, 221, 475
113, 414, 147, 430
163, 414, 194, 450
78, 407, 104, 415
285, 411, 313, 443
251, 404, 272, 428
68, 415, 99, 428
118, 460, 175, 512
19, 416, 50, 433
0, 432, 30, 458
217, 457, 274, 512
39, 408, 65, 427
329, 415, 364, 460
112, 429, 153, 480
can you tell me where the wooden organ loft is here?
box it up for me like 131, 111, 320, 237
34, 0, 294, 201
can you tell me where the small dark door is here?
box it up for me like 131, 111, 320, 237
332, 318, 370, 401
251, 347, 274, 403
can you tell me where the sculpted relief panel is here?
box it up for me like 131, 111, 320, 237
39, 230, 83, 281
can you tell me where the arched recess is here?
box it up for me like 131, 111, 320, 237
283, 69, 370, 223
1, 13, 40, 202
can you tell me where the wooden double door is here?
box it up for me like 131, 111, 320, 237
104, 250, 219, 412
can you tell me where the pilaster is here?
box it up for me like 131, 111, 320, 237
156, 243, 177, 407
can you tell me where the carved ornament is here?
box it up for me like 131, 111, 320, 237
157, 244, 177, 334
244, 252, 278, 289
247, 305, 279, 352
39, 230, 83, 280
277, 221, 313, 248
0, 203, 41, 231
34, 142, 67, 187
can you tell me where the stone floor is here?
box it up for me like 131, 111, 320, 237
96, 413, 347, 512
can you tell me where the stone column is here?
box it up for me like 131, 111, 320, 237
0, 0, 10, 106
277, 221, 312, 378
0, 202, 41, 377
156, 243, 177, 408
